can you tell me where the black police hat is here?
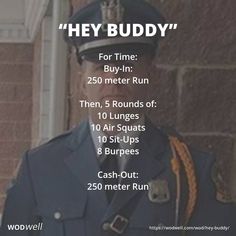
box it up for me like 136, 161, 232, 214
64, 0, 165, 63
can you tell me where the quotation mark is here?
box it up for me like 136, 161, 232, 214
168, 24, 178, 30
59, 24, 68, 30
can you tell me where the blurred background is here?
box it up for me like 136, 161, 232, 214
0, 0, 235, 219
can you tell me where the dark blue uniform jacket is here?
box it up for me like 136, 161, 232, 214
1, 120, 235, 236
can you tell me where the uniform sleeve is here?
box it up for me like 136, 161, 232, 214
1, 152, 41, 236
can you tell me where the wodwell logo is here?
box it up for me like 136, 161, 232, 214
7, 223, 43, 231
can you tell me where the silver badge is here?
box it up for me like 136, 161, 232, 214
101, 0, 124, 27
148, 179, 170, 203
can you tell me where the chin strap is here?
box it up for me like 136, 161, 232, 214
169, 136, 198, 228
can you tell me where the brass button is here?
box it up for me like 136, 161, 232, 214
54, 212, 62, 220
102, 222, 110, 231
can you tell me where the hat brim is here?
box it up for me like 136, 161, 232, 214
79, 38, 156, 62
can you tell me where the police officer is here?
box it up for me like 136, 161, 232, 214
1, 0, 235, 236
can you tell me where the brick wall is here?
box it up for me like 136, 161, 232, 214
69, 0, 236, 195
0, 44, 33, 212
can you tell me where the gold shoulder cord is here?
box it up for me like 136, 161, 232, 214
169, 136, 198, 228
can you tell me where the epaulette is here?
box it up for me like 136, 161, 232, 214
13, 129, 74, 180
